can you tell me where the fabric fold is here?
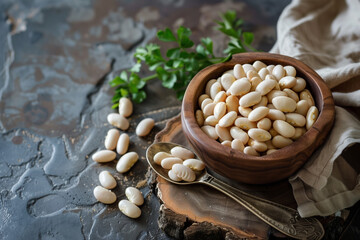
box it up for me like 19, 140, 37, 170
271, 0, 360, 217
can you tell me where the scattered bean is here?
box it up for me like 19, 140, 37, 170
104, 129, 120, 150
125, 187, 144, 206
116, 152, 139, 173
92, 150, 116, 163
116, 133, 130, 155
118, 200, 141, 218
107, 113, 129, 130
136, 118, 155, 137
93, 186, 116, 204
118, 97, 133, 117
99, 171, 117, 189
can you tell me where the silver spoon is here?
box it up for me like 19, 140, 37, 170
146, 142, 324, 240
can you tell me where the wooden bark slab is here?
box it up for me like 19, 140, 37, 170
154, 114, 299, 239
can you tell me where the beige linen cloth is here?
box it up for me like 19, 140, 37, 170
271, 0, 360, 217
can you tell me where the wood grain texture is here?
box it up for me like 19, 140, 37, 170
181, 52, 335, 184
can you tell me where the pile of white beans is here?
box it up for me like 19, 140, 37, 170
154, 146, 205, 182
92, 97, 155, 218
196, 61, 319, 156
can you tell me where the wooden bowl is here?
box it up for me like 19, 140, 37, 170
181, 52, 335, 184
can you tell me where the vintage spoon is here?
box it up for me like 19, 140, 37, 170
146, 142, 324, 240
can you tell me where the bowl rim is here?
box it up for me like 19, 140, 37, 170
181, 52, 335, 168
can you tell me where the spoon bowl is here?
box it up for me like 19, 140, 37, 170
146, 142, 324, 240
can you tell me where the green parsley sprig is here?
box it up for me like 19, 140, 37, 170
110, 10, 257, 108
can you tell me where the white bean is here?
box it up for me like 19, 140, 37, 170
153, 151, 172, 165
248, 128, 271, 142
214, 102, 226, 120
257, 117, 272, 131
273, 120, 296, 138
196, 110, 204, 126
215, 124, 232, 141
284, 66, 296, 77
204, 115, 218, 126
267, 65, 275, 73
238, 106, 252, 117
252, 60, 267, 71
272, 135, 293, 148
99, 171, 117, 189
125, 187, 144, 206
292, 77, 306, 92
183, 159, 205, 171
170, 146, 194, 160
300, 89, 315, 107
136, 118, 155, 137
291, 127, 306, 140
168, 169, 182, 181
267, 90, 287, 103
118, 200, 141, 218
230, 127, 249, 144
248, 106, 269, 122
213, 91, 227, 103
296, 100, 310, 116
107, 113, 129, 130
172, 163, 196, 182
105, 129, 120, 150
205, 79, 217, 96
221, 73, 235, 91
116, 152, 139, 173
246, 70, 260, 80
198, 94, 210, 107
267, 109, 286, 121
92, 150, 116, 163
272, 96, 297, 112
258, 68, 270, 80
201, 98, 213, 111
279, 76, 296, 89
210, 82, 222, 99
228, 78, 251, 96
116, 133, 130, 155
226, 95, 239, 112
285, 113, 306, 127
221, 140, 232, 147
233, 64, 246, 79
161, 157, 183, 169
242, 64, 255, 73
272, 65, 285, 80
118, 97, 133, 117
203, 102, 216, 118
250, 77, 262, 91
218, 111, 237, 127
306, 106, 319, 130
231, 139, 245, 151
253, 96, 268, 109
239, 91, 262, 107
283, 88, 299, 102
256, 79, 277, 96
234, 117, 257, 130
201, 125, 218, 140
93, 186, 116, 204
248, 139, 267, 152
244, 146, 259, 156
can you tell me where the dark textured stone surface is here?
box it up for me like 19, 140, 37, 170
0, 0, 301, 239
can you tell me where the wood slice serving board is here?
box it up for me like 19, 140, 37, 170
154, 114, 301, 239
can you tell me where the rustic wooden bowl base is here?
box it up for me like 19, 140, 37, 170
155, 114, 299, 238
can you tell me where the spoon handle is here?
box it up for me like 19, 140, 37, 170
201, 174, 324, 240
